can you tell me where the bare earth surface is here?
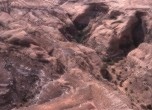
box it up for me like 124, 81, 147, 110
0, 0, 152, 110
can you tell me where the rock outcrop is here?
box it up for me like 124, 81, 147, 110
0, 0, 152, 110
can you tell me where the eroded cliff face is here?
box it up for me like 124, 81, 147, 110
0, 0, 152, 110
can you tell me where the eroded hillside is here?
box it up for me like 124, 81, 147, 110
0, 0, 152, 110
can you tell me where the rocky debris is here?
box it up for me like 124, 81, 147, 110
0, 0, 152, 110
105, 43, 152, 110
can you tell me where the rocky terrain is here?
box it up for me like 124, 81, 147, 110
0, 0, 152, 110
